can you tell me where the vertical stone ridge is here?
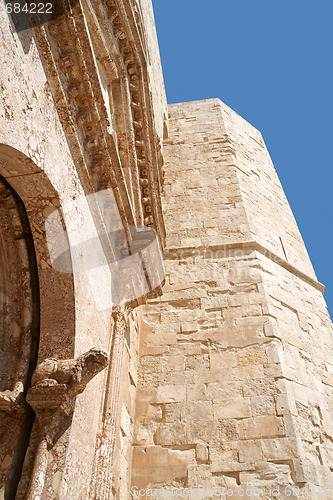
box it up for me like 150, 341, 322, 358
90, 307, 128, 499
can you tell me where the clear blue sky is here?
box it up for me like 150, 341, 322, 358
152, 0, 333, 317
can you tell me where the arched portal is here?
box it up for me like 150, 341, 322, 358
0, 144, 77, 497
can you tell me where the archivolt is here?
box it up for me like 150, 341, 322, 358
0, 143, 76, 361
0, 143, 77, 496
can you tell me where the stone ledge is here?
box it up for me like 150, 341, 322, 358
165, 240, 325, 293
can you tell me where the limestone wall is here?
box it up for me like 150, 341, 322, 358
132, 99, 333, 498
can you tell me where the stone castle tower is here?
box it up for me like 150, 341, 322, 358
0, 0, 332, 498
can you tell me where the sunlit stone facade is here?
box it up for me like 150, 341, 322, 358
0, 1, 332, 498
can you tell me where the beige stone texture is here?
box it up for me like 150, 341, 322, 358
1, 0, 333, 497
132, 99, 333, 497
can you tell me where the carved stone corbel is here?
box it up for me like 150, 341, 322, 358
25, 348, 109, 500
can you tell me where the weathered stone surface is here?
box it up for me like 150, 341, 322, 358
213, 399, 252, 419
132, 99, 333, 497
1, 0, 333, 497
131, 446, 195, 489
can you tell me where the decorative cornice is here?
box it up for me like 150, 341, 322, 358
88, 0, 166, 240
34, 0, 165, 241
31, 0, 165, 303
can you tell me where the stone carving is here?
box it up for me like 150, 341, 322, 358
27, 348, 109, 415
30, 347, 109, 393
0, 385, 24, 417
25, 348, 109, 500
43, 0, 166, 241
0, 388, 25, 444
